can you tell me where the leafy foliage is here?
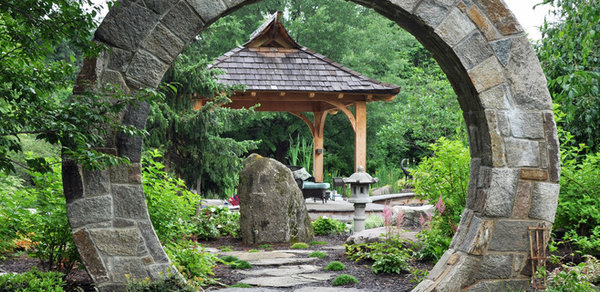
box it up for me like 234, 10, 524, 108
345, 237, 413, 274
194, 206, 240, 240
537, 0, 600, 152
229, 260, 252, 270
165, 241, 217, 287
312, 217, 346, 236
332, 274, 359, 286
545, 256, 600, 292
0, 268, 66, 292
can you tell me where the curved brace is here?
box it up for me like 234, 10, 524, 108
326, 101, 356, 131
289, 111, 315, 136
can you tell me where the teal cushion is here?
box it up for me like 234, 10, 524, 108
302, 182, 330, 189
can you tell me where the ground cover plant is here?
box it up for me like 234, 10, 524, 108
0, 269, 66, 292
290, 242, 310, 249
325, 261, 346, 271
308, 251, 328, 258
312, 217, 346, 235
332, 274, 359, 286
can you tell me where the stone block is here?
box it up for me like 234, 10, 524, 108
137, 221, 170, 263
426, 249, 456, 281
83, 169, 111, 197
187, 0, 227, 23
466, 159, 481, 210
67, 196, 113, 229
488, 219, 538, 252
457, 215, 493, 255
529, 182, 559, 222
161, 1, 205, 44
116, 102, 150, 163
108, 257, 148, 282
543, 112, 560, 182
434, 253, 480, 291
479, 84, 510, 110
505, 138, 540, 167
435, 8, 476, 47
390, 0, 421, 12
450, 209, 473, 249
143, 0, 178, 15
109, 163, 142, 184
483, 168, 518, 217
520, 168, 548, 181
455, 32, 493, 70
89, 228, 141, 256
147, 263, 172, 279
63, 160, 84, 203
506, 37, 553, 110
113, 218, 136, 228
466, 5, 501, 41
509, 111, 545, 139
475, 0, 523, 35
490, 38, 512, 66
466, 279, 529, 292
112, 184, 149, 219
142, 24, 185, 63
125, 50, 169, 88
106, 46, 133, 73
512, 180, 532, 219
413, 279, 436, 292
73, 230, 109, 282
513, 253, 528, 276
415, 0, 457, 28
497, 111, 510, 136
468, 56, 505, 93
99, 70, 129, 94
95, 2, 159, 50
476, 254, 512, 279
222, 0, 246, 9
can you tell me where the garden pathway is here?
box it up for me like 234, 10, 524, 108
208, 245, 368, 292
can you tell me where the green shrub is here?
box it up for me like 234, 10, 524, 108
412, 137, 470, 261
308, 251, 327, 258
143, 150, 201, 243
165, 241, 217, 287
0, 268, 66, 292
219, 255, 239, 263
218, 245, 234, 252
546, 256, 600, 292
312, 217, 346, 235
290, 242, 310, 249
364, 215, 385, 229
332, 274, 359, 286
194, 206, 240, 240
309, 241, 328, 245
0, 163, 79, 273
125, 273, 195, 292
325, 261, 346, 271
230, 260, 252, 269
346, 237, 412, 274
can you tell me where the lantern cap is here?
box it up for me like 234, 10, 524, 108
344, 166, 378, 184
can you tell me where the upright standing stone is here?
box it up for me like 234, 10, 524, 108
238, 154, 314, 244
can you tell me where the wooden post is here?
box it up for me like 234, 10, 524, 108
354, 101, 367, 172
313, 111, 327, 182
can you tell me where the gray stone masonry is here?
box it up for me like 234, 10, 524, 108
66, 0, 560, 291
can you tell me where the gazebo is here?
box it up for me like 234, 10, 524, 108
194, 11, 400, 182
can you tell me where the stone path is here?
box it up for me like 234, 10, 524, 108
209, 247, 368, 292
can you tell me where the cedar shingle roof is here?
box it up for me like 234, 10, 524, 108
210, 12, 400, 95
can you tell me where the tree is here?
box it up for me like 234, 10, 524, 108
537, 0, 600, 152
0, 0, 149, 174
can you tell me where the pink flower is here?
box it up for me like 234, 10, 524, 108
435, 195, 445, 214
383, 204, 392, 227
396, 210, 405, 227
419, 213, 426, 228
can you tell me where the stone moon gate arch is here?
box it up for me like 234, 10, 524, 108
66, 0, 560, 291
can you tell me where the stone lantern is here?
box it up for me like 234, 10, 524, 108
344, 166, 378, 232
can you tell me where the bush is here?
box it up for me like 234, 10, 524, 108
332, 274, 359, 286
194, 206, 240, 240
0, 163, 79, 273
364, 215, 385, 229
219, 255, 239, 263
412, 137, 469, 261
0, 269, 65, 292
143, 150, 201, 243
325, 261, 346, 271
312, 217, 346, 235
309, 241, 328, 246
230, 260, 252, 269
308, 251, 327, 258
546, 256, 600, 292
346, 237, 412, 274
165, 241, 217, 287
290, 242, 310, 249
126, 273, 195, 292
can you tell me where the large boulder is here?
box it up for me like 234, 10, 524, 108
238, 154, 314, 244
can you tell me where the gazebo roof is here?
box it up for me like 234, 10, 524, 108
209, 12, 400, 96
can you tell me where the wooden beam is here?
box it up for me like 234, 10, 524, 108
325, 100, 356, 131
279, 92, 286, 96
309, 92, 315, 98
354, 101, 367, 172
289, 112, 315, 136
337, 93, 344, 99
313, 111, 328, 183
251, 91, 257, 97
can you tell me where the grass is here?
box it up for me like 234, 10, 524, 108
248, 249, 260, 253
332, 274, 359, 286
308, 251, 327, 258
309, 241, 328, 245
258, 244, 273, 250
218, 245, 234, 252
325, 261, 346, 271
219, 255, 239, 263
290, 242, 310, 249
229, 283, 253, 288
230, 260, 252, 269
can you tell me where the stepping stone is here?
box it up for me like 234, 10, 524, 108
277, 249, 315, 254
321, 245, 345, 251
240, 272, 334, 287
213, 288, 282, 292
251, 257, 318, 266
294, 287, 368, 292
239, 265, 321, 276
220, 251, 296, 261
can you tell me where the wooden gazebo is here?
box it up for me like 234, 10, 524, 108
194, 12, 400, 182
